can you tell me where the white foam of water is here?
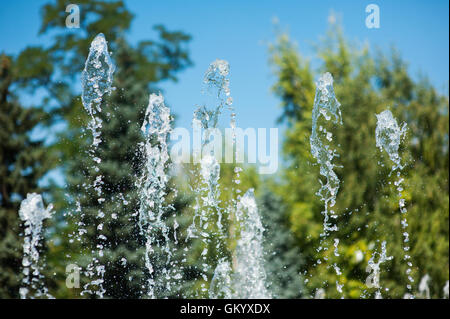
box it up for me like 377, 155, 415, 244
137, 93, 177, 298
233, 189, 271, 298
19, 193, 53, 299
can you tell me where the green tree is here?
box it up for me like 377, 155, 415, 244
269, 23, 449, 298
0, 52, 56, 298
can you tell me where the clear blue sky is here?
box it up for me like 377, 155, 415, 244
0, 0, 448, 133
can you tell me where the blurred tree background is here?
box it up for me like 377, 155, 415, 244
0, 0, 448, 299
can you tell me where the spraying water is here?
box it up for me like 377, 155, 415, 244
418, 274, 431, 299
310, 72, 344, 294
233, 189, 271, 298
137, 93, 178, 298
188, 60, 269, 298
9, 24, 446, 300
81, 33, 115, 148
187, 59, 232, 295
314, 288, 326, 299
375, 109, 414, 295
443, 280, 449, 299
365, 241, 393, 299
19, 193, 53, 299
375, 110, 407, 171
80, 33, 115, 297
209, 258, 233, 299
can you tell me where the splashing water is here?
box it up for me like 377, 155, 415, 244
310, 72, 342, 235
81, 33, 115, 145
418, 274, 431, 299
137, 93, 178, 298
187, 59, 232, 294
310, 72, 344, 293
189, 151, 223, 295
365, 241, 393, 299
233, 189, 271, 298
443, 280, 449, 299
80, 33, 115, 297
203, 59, 232, 126
188, 60, 269, 298
314, 288, 326, 299
375, 110, 407, 171
375, 109, 414, 294
12, 26, 444, 300
209, 258, 233, 299
19, 193, 53, 299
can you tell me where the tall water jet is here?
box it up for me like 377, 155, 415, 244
309, 72, 344, 294
365, 241, 393, 299
19, 193, 53, 299
137, 93, 178, 298
80, 33, 115, 297
187, 59, 232, 295
233, 189, 271, 298
375, 109, 414, 295
188, 59, 269, 298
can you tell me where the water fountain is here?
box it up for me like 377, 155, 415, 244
186, 59, 231, 295
233, 189, 271, 298
375, 109, 414, 295
19, 193, 53, 299
309, 72, 344, 294
137, 92, 178, 298
365, 241, 393, 299
80, 33, 116, 297
15, 32, 441, 300
209, 258, 233, 299
418, 274, 431, 299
